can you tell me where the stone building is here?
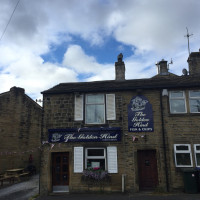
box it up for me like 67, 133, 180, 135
0, 87, 42, 173
39, 51, 200, 195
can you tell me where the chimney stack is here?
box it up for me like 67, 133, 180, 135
187, 50, 200, 75
156, 59, 169, 75
115, 53, 125, 80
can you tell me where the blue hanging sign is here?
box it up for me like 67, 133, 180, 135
128, 96, 154, 132
48, 127, 121, 143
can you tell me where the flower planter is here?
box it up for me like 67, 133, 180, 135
81, 168, 111, 191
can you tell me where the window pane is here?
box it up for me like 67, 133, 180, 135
176, 145, 189, 151
87, 159, 105, 170
196, 146, 200, 151
196, 153, 200, 166
171, 91, 184, 98
88, 149, 104, 157
86, 104, 104, 124
176, 153, 191, 166
63, 165, 68, 172
87, 94, 104, 104
190, 91, 200, 97
170, 99, 186, 113
56, 157, 61, 163
190, 99, 200, 112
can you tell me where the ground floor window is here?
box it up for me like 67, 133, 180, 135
174, 144, 192, 167
85, 148, 106, 170
74, 146, 118, 173
194, 144, 200, 167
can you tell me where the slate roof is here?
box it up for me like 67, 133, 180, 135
42, 74, 200, 94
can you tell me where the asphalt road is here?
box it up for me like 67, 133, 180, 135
36, 192, 200, 200
0, 174, 39, 200
1, 175, 200, 200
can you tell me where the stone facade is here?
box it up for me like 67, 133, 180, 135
40, 52, 200, 195
0, 87, 42, 173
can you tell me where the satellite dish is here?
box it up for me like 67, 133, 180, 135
182, 68, 188, 76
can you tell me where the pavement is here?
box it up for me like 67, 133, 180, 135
0, 174, 200, 200
36, 191, 200, 200
0, 174, 39, 200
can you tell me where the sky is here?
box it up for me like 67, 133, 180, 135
0, 0, 200, 102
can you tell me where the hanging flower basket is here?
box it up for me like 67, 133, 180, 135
81, 167, 111, 186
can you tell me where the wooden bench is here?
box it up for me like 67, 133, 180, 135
0, 175, 15, 186
19, 172, 30, 177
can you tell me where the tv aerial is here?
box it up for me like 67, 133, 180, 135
184, 27, 193, 56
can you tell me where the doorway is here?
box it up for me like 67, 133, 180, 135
137, 150, 158, 190
52, 152, 69, 192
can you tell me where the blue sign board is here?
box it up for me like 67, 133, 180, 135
128, 95, 154, 132
48, 127, 121, 143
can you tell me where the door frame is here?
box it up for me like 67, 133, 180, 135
51, 152, 70, 187
137, 149, 158, 190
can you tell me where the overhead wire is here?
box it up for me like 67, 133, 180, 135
0, 0, 21, 42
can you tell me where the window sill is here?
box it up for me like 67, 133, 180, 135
169, 113, 200, 117
83, 124, 109, 128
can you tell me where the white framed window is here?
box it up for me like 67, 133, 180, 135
174, 144, 193, 167
169, 91, 187, 113
74, 93, 116, 124
189, 91, 200, 113
85, 94, 105, 124
85, 148, 106, 170
74, 146, 118, 173
194, 144, 200, 167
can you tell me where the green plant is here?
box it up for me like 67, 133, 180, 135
82, 167, 109, 181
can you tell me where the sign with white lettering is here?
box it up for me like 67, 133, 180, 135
48, 127, 121, 143
128, 96, 154, 132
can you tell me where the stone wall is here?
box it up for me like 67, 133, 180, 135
0, 87, 42, 173
40, 85, 200, 194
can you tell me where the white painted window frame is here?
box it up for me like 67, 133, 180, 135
194, 144, 200, 167
85, 147, 107, 170
174, 144, 193, 167
85, 94, 105, 124
169, 91, 187, 114
189, 90, 200, 113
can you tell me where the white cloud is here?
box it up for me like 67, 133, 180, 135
1, 0, 200, 99
0, 47, 78, 98
63, 45, 113, 76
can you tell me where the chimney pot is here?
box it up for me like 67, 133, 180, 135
157, 60, 169, 75
188, 51, 200, 75
115, 53, 125, 80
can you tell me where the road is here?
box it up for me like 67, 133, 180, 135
0, 174, 39, 200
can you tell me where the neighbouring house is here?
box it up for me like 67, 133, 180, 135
0, 87, 42, 173
39, 51, 200, 195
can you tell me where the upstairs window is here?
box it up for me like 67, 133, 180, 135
86, 94, 105, 124
194, 144, 200, 167
174, 144, 192, 167
169, 91, 186, 114
74, 93, 116, 124
189, 91, 200, 113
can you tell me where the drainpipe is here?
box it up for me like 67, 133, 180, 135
160, 90, 169, 192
